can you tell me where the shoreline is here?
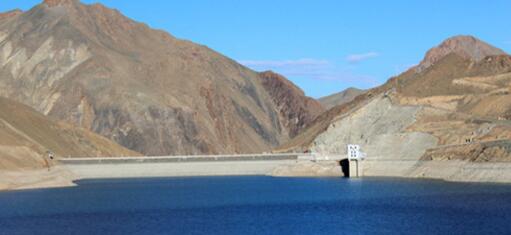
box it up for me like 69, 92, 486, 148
0, 166, 77, 191
3, 160, 511, 192
363, 159, 511, 184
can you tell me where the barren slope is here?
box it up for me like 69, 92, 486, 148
0, 0, 295, 155
416, 35, 507, 72
319, 87, 365, 109
0, 96, 139, 171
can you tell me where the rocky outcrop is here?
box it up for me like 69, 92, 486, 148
0, 1, 294, 155
258, 71, 325, 138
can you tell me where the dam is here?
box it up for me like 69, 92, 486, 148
58, 153, 357, 179
55, 150, 511, 183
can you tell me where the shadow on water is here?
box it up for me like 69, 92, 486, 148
339, 159, 349, 177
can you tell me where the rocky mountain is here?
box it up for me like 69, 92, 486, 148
318, 87, 365, 109
0, 0, 311, 156
0, 96, 139, 171
416, 35, 507, 72
278, 36, 511, 180
258, 71, 324, 138
0, 9, 22, 20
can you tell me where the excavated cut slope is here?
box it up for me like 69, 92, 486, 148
279, 36, 511, 165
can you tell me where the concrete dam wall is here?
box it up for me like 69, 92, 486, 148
60, 154, 304, 179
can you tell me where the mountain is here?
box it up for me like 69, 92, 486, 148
318, 87, 365, 109
0, 96, 139, 171
416, 35, 507, 72
0, 9, 22, 20
278, 36, 511, 181
0, 0, 307, 155
258, 71, 324, 138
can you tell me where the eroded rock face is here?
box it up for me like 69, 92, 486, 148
0, 1, 291, 155
258, 71, 325, 138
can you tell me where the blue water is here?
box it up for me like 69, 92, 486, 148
1, 176, 511, 235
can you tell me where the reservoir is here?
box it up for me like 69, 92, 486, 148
1, 176, 511, 234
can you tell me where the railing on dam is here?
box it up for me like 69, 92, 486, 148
59, 153, 307, 165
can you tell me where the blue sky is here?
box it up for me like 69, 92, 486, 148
3, 1, 511, 98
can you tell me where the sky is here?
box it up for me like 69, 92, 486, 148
2, 1, 511, 98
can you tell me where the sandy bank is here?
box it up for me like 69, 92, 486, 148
1, 159, 298, 191
0, 166, 77, 191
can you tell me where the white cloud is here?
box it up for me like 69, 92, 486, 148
346, 52, 380, 63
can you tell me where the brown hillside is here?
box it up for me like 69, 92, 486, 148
0, 96, 139, 171
416, 35, 507, 72
258, 71, 325, 138
0, 0, 298, 155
